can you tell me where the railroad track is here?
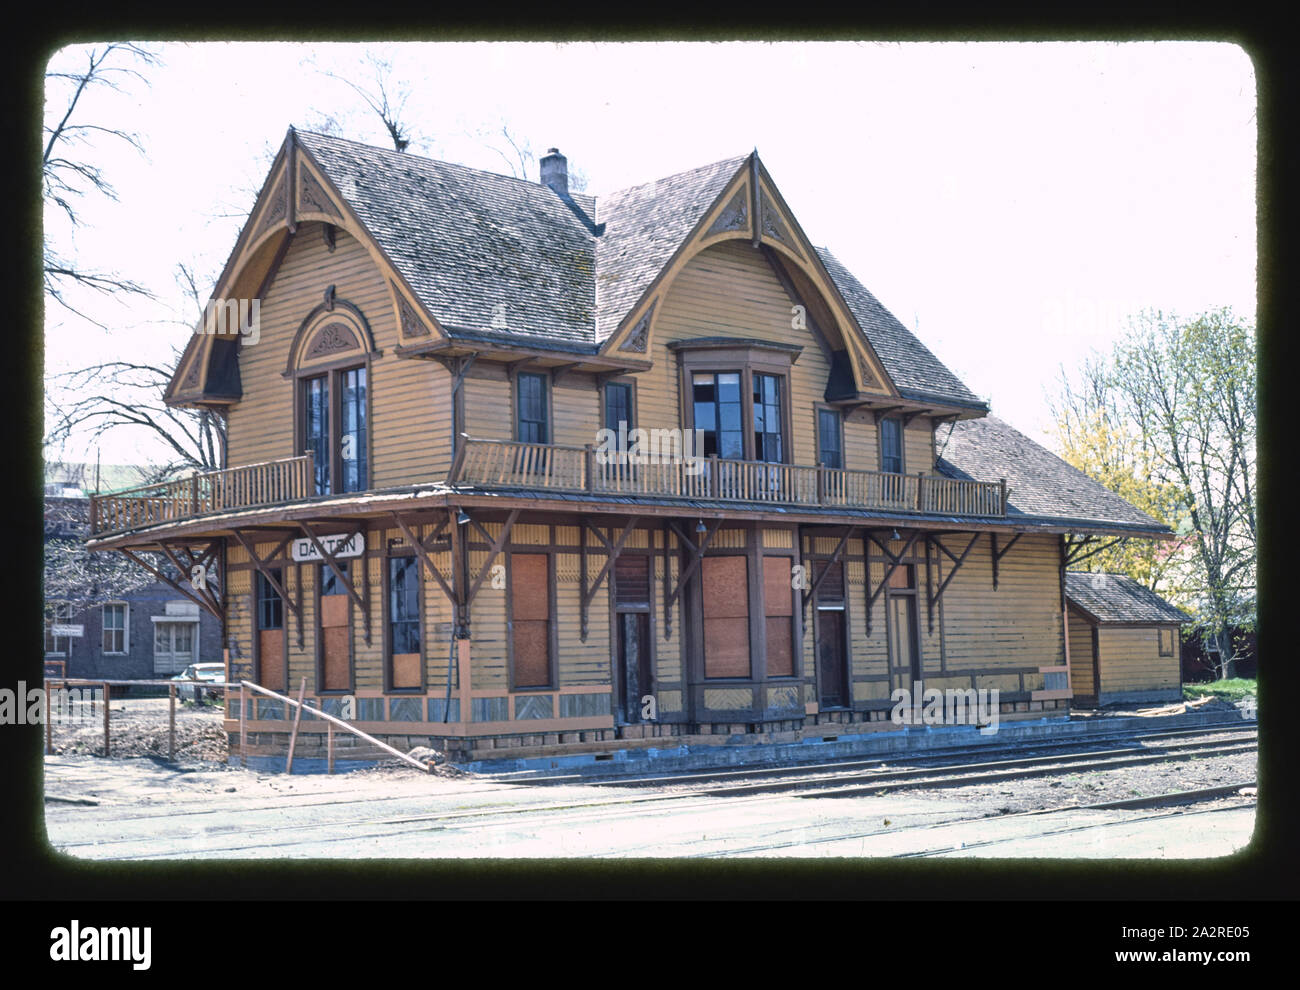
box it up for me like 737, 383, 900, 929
505, 720, 1257, 790
689, 781, 1258, 859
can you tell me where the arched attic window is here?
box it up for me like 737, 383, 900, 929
284, 294, 378, 496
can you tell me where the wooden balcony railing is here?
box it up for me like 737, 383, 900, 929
451, 437, 1006, 517
90, 454, 314, 536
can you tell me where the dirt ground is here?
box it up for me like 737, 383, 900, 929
46, 696, 229, 761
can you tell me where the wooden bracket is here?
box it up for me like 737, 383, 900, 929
231, 530, 303, 647
991, 532, 1023, 590
295, 522, 369, 644
927, 533, 980, 632
463, 509, 520, 607
863, 530, 919, 634
664, 520, 721, 611
120, 548, 223, 622
579, 516, 640, 640
390, 510, 455, 607
801, 527, 854, 623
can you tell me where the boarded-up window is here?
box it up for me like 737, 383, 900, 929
702, 555, 750, 678
763, 557, 794, 677
388, 556, 421, 689
511, 553, 552, 688
886, 562, 915, 589
615, 554, 650, 608
1158, 627, 1176, 657
813, 560, 845, 603
256, 570, 286, 691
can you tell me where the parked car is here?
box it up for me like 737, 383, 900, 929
171, 662, 225, 703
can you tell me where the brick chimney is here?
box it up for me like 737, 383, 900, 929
540, 148, 568, 196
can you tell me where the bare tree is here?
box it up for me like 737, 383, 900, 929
318, 54, 414, 152
45, 261, 228, 484
43, 43, 161, 326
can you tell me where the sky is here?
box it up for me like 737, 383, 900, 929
41, 40, 1257, 471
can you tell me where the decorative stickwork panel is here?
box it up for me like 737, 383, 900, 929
298, 165, 341, 219
227, 571, 250, 596
619, 300, 655, 353
555, 554, 581, 584
305, 321, 361, 359
763, 529, 794, 549
711, 528, 748, 549
706, 188, 749, 237
847, 561, 864, 585
427, 698, 461, 722
515, 694, 555, 720
625, 528, 650, 550
392, 281, 431, 338
759, 188, 803, 259
704, 688, 754, 711
767, 685, 802, 712
389, 697, 423, 721
559, 693, 612, 718
512, 524, 550, 545
555, 526, 579, 546
813, 537, 843, 555
472, 697, 508, 722
255, 168, 288, 239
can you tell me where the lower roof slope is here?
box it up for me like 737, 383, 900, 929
1065, 571, 1190, 624
938, 415, 1170, 534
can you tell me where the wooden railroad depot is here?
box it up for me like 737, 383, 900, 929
87, 131, 1171, 763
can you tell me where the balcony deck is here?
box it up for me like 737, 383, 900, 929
88, 440, 1006, 538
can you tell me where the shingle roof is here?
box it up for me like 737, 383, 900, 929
593, 155, 748, 341
1065, 571, 1189, 624
297, 131, 598, 343
292, 132, 989, 412
937, 415, 1170, 533
816, 248, 986, 409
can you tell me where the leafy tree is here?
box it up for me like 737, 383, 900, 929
1050, 307, 1256, 677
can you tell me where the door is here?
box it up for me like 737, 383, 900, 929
888, 593, 920, 719
320, 563, 351, 691
617, 612, 652, 723
817, 609, 847, 708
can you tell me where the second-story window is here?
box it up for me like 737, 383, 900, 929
880, 417, 903, 474
603, 381, 633, 434
304, 375, 330, 494
753, 373, 784, 463
818, 408, 844, 469
692, 372, 744, 459
516, 371, 549, 444
340, 367, 367, 492
301, 367, 368, 496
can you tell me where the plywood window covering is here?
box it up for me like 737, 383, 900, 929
516, 372, 549, 444
813, 560, 846, 603
762, 556, 795, 677
1158, 627, 1176, 657
615, 554, 651, 608
388, 556, 422, 689
880, 417, 903, 474
702, 555, 751, 679
510, 552, 552, 688
319, 561, 351, 692
255, 570, 285, 692
102, 602, 127, 654
818, 408, 843, 469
